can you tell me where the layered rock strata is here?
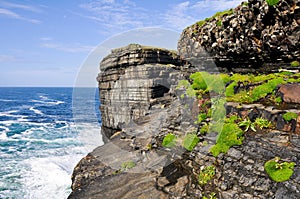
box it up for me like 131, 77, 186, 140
96, 44, 192, 141
178, 0, 300, 72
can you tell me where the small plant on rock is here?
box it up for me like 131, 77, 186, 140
290, 61, 300, 67
183, 133, 200, 151
283, 112, 298, 122
239, 118, 256, 132
254, 117, 271, 130
162, 133, 177, 147
264, 157, 296, 182
266, 0, 279, 6
121, 160, 136, 171
198, 165, 216, 186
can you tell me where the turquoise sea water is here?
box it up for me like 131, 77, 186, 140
0, 87, 102, 199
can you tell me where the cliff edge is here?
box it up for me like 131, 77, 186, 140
69, 0, 300, 198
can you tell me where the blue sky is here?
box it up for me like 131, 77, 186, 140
0, 0, 243, 87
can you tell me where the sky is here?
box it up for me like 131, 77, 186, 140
0, 0, 244, 87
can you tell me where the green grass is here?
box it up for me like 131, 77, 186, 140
283, 112, 298, 122
264, 157, 295, 182
194, 8, 234, 29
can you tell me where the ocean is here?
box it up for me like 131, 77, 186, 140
0, 87, 103, 199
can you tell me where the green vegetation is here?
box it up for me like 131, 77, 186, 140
114, 160, 136, 174
121, 160, 136, 170
290, 61, 300, 67
225, 82, 237, 97
162, 133, 177, 147
162, 132, 200, 151
251, 78, 285, 102
202, 192, 217, 199
177, 79, 196, 97
264, 157, 296, 182
283, 112, 298, 122
254, 117, 272, 130
210, 123, 244, 157
198, 165, 216, 186
239, 118, 256, 132
266, 0, 279, 6
183, 133, 200, 151
242, 2, 249, 6
194, 8, 234, 28
175, 71, 300, 156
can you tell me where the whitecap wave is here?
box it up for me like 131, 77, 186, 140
29, 107, 43, 115
0, 99, 15, 102
21, 154, 86, 199
47, 100, 65, 105
0, 132, 7, 140
0, 110, 19, 117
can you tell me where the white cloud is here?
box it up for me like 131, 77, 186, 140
163, 0, 243, 30
77, 0, 244, 35
164, 1, 198, 30
41, 40, 94, 53
0, 1, 42, 13
0, 8, 40, 23
78, 0, 148, 34
192, 0, 244, 11
0, 1, 41, 23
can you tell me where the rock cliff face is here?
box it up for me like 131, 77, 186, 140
69, 1, 300, 198
69, 44, 300, 199
178, 0, 300, 72
96, 44, 191, 141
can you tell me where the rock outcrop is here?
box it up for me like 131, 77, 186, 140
178, 0, 300, 72
96, 44, 191, 141
69, 44, 300, 199
69, 1, 300, 198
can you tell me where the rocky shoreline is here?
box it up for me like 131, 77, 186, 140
69, 0, 300, 198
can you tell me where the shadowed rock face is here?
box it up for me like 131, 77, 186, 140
97, 44, 192, 140
178, 0, 300, 72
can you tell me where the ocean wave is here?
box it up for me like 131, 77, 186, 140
29, 107, 43, 115
21, 154, 85, 199
0, 99, 15, 102
0, 110, 19, 117
0, 132, 7, 140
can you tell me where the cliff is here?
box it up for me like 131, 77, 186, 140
69, 0, 300, 198
96, 44, 192, 142
178, 0, 300, 72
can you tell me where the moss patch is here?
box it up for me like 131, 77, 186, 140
264, 157, 296, 182
162, 133, 177, 147
290, 61, 300, 67
210, 123, 244, 157
283, 112, 298, 122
